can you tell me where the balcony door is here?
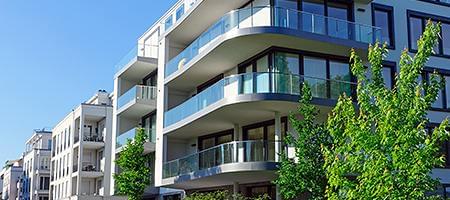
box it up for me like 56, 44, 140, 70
300, 0, 352, 39
198, 130, 233, 169
243, 119, 287, 162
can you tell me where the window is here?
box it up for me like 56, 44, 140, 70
142, 113, 157, 142
176, 4, 185, 21
165, 16, 173, 30
372, 4, 395, 48
408, 11, 450, 57
243, 118, 287, 162
39, 177, 50, 190
423, 68, 450, 110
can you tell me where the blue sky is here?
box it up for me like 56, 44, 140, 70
0, 0, 177, 165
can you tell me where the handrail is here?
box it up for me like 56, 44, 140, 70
165, 140, 281, 164
115, 43, 159, 73
163, 140, 283, 178
164, 5, 381, 77
164, 72, 356, 127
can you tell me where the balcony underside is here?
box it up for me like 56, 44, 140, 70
165, 27, 369, 91
83, 141, 105, 149
164, 93, 333, 137
117, 99, 156, 118
116, 57, 157, 81
79, 171, 104, 178
116, 141, 156, 154
162, 162, 277, 190
166, 0, 248, 44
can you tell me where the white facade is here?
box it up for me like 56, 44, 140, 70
1, 159, 23, 200
18, 129, 52, 200
111, 0, 450, 199
49, 90, 114, 200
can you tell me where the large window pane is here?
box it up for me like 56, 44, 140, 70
275, 0, 298, 29
446, 76, 450, 109
409, 17, 423, 50
273, 52, 300, 75
302, 0, 325, 34
303, 57, 327, 98
327, 3, 349, 39
382, 67, 393, 89
374, 9, 392, 46
273, 52, 300, 93
329, 61, 351, 99
256, 56, 270, 93
442, 23, 450, 55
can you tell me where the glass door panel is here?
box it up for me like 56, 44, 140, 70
303, 56, 327, 98
302, 0, 325, 34
329, 61, 351, 99
256, 56, 270, 93
327, 3, 349, 39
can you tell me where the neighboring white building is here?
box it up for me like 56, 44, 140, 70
1, 159, 23, 200
110, 0, 450, 199
17, 129, 52, 200
49, 90, 114, 200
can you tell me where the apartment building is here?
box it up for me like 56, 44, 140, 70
109, 0, 450, 199
1, 159, 23, 200
49, 90, 114, 200
16, 129, 52, 200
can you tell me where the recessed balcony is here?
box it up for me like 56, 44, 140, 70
115, 43, 158, 79
117, 85, 157, 118
115, 127, 156, 154
162, 140, 280, 189
164, 72, 355, 135
164, 6, 381, 80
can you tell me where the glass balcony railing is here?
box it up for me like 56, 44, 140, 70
163, 140, 281, 178
164, 72, 356, 127
116, 127, 157, 150
117, 85, 157, 110
115, 43, 158, 73
164, 6, 381, 77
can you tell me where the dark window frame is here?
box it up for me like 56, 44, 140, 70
427, 123, 450, 169
142, 70, 158, 86
238, 46, 357, 100
418, 0, 450, 7
382, 61, 397, 89
371, 3, 395, 49
197, 129, 234, 151
407, 10, 450, 58
423, 67, 450, 112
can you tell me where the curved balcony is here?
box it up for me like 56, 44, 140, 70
164, 6, 381, 79
115, 44, 158, 79
117, 85, 157, 118
162, 140, 281, 188
164, 72, 355, 134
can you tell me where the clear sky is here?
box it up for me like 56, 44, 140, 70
0, 0, 177, 166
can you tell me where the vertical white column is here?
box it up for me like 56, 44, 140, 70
103, 106, 113, 196
154, 34, 168, 187
274, 112, 281, 162
109, 77, 120, 195
77, 110, 84, 195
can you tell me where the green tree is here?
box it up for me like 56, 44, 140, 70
114, 128, 152, 200
323, 21, 449, 199
184, 190, 270, 200
274, 84, 330, 200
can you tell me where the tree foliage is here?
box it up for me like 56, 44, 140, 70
274, 84, 330, 200
114, 128, 151, 200
184, 190, 270, 200
323, 21, 449, 199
